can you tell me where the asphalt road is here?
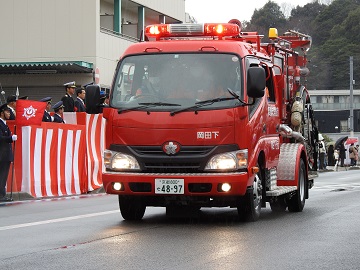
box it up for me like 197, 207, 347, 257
0, 169, 359, 270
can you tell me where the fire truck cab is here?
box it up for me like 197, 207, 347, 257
87, 21, 318, 221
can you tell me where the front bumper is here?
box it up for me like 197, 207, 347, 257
103, 171, 249, 197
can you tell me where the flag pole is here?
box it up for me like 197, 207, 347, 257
10, 125, 16, 200
10, 86, 19, 200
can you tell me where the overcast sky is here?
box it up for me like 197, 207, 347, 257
185, 0, 314, 22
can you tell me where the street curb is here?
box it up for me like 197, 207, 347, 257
6, 186, 105, 202
319, 166, 360, 172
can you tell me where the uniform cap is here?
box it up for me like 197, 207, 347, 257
52, 101, 65, 111
40, 97, 52, 102
0, 103, 11, 112
64, 81, 76, 88
6, 95, 16, 103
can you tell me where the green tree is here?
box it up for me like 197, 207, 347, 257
312, 2, 360, 89
313, 0, 360, 45
288, 2, 326, 36
245, 1, 287, 38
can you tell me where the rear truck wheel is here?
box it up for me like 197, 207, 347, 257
270, 196, 287, 212
118, 196, 146, 221
287, 159, 306, 212
237, 173, 262, 222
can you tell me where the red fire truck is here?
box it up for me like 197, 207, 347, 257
87, 20, 318, 221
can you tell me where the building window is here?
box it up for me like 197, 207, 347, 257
340, 120, 348, 132
334, 96, 339, 103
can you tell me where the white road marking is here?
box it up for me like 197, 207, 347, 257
0, 210, 118, 231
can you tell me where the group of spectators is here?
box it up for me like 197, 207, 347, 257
318, 134, 359, 170
49, 81, 87, 123
2, 81, 109, 124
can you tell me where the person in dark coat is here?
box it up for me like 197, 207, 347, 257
39, 97, 53, 122
52, 101, 65, 123
74, 87, 86, 112
0, 103, 17, 201
327, 144, 335, 166
61, 81, 76, 112
339, 142, 346, 167
6, 95, 16, 120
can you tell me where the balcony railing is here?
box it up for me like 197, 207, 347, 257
100, 27, 139, 42
312, 102, 360, 110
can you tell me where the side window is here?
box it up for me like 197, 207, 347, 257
266, 67, 276, 102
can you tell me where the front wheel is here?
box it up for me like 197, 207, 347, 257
287, 159, 306, 212
119, 196, 146, 221
237, 173, 262, 222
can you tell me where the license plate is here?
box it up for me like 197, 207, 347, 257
155, 179, 184, 194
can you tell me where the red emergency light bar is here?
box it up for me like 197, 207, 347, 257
145, 23, 240, 39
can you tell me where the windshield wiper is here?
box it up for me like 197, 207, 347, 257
118, 102, 181, 114
170, 96, 237, 116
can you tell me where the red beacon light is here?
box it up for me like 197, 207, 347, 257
145, 23, 240, 40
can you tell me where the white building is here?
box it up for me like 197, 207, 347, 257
0, 0, 185, 103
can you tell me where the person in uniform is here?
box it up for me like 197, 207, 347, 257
6, 95, 16, 120
52, 101, 65, 123
61, 81, 76, 112
39, 97, 53, 122
98, 91, 109, 113
0, 103, 17, 202
74, 87, 86, 112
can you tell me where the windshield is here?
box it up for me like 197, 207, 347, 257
111, 53, 243, 111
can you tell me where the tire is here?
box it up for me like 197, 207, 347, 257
287, 159, 306, 212
237, 173, 262, 222
118, 196, 146, 221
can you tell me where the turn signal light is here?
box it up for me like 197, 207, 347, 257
251, 167, 260, 174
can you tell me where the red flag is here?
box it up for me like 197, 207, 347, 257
15, 99, 47, 126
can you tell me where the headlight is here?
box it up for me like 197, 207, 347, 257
104, 150, 140, 171
204, 150, 248, 171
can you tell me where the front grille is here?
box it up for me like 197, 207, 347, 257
144, 162, 200, 173
132, 146, 213, 156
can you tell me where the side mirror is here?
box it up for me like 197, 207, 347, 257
85, 85, 101, 114
247, 67, 266, 98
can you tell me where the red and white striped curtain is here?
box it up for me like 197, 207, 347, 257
7, 113, 105, 198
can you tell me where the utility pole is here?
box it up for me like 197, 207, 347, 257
350, 56, 354, 137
